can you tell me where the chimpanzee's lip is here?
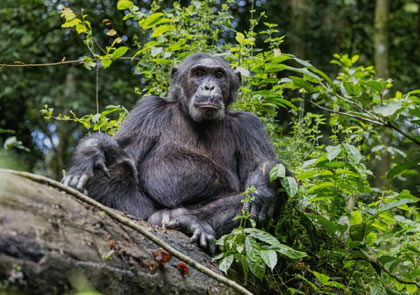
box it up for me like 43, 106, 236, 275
194, 103, 222, 110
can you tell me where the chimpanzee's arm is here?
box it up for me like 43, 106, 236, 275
62, 96, 168, 192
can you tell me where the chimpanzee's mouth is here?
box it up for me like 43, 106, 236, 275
193, 103, 222, 110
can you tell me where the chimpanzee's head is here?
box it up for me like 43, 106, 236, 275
168, 53, 241, 122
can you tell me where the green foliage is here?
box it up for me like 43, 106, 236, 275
41, 105, 128, 135
50, 0, 420, 293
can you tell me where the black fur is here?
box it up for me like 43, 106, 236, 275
62, 53, 287, 254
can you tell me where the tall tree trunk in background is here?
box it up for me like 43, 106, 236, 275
374, 0, 391, 188
290, 0, 306, 59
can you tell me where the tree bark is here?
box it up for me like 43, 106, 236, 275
374, 0, 391, 188
0, 171, 236, 295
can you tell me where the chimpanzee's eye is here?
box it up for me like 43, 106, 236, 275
193, 69, 206, 77
215, 71, 225, 79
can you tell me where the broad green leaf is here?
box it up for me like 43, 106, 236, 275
350, 223, 366, 241
365, 232, 377, 246
246, 256, 265, 280
244, 228, 280, 247
140, 13, 170, 29
377, 199, 417, 214
272, 244, 308, 259
151, 47, 163, 57
218, 254, 233, 274
349, 210, 363, 225
370, 281, 386, 295
62, 18, 81, 28
269, 163, 286, 181
313, 271, 330, 285
100, 56, 112, 69
245, 236, 259, 260
260, 250, 277, 271
373, 103, 402, 117
151, 25, 175, 37
326, 145, 341, 161
117, 0, 133, 10
112, 46, 129, 59
306, 182, 334, 194
363, 80, 384, 92
406, 285, 418, 294
343, 143, 362, 164
281, 177, 298, 197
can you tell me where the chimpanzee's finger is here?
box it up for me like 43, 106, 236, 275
207, 235, 216, 255
190, 228, 201, 243
166, 219, 180, 229
96, 161, 111, 178
258, 203, 268, 225
200, 232, 207, 249
69, 176, 80, 188
62, 176, 71, 186
76, 174, 90, 191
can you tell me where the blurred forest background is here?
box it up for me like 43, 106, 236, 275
1, 0, 419, 185
1, 0, 420, 294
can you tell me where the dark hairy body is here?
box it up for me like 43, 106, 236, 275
62, 53, 288, 253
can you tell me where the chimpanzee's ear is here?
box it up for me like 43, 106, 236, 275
234, 70, 242, 85
171, 66, 179, 81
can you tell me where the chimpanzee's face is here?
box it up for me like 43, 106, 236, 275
169, 54, 241, 123
187, 58, 229, 122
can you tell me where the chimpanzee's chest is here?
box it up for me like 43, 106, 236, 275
140, 132, 240, 208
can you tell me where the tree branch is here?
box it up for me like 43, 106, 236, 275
0, 57, 139, 69
0, 169, 253, 295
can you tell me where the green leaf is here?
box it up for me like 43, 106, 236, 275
218, 254, 233, 274
349, 210, 363, 225
140, 13, 170, 29
343, 143, 362, 164
350, 223, 366, 241
100, 56, 112, 69
326, 145, 341, 161
281, 177, 298, 197
244, 228, 280, 247
260, 250, 277, 271
363, 80, 384, 92
62, 18, 81, 28
269, 163, 286, 181
112, 46, 129, 59
117, 0, 134, 10
272, 244, 308, 259
377, 199, 417, 214
151, 47, 163, 57
151, 25, 175, 37
313, 271, 330, 285
245, 236, 259, 260
246, 256, 265, 280
373, 103, 402, 117
365, 232, 377, 246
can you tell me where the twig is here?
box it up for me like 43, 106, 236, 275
310, 101, 420, 147
309, 101, 384, 126
0, 56, 140, 69
358, 248, 420, 288
0, 169, 253, 295
96, 65, 99, 114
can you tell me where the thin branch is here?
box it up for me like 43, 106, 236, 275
385, 121, 420, 146
0, 169, 253, 295
0, 56, 140, 69
357, 248, 420, 288
310, 101, 385, 126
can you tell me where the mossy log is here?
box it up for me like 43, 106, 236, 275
0, 171, 237, 295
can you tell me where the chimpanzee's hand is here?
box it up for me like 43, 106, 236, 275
148, 208, 216, 255
242, 192, 275, 226
61, 137, 137, 193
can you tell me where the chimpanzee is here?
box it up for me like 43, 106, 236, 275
62, 53, 288, 254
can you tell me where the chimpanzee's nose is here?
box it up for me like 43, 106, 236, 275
204, 84, 215, 91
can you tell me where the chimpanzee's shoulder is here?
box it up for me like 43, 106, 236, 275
226, 109, 265, 130
132, 96, 172, 112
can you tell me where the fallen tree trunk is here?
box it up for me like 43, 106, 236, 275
0, 170, 238, 295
